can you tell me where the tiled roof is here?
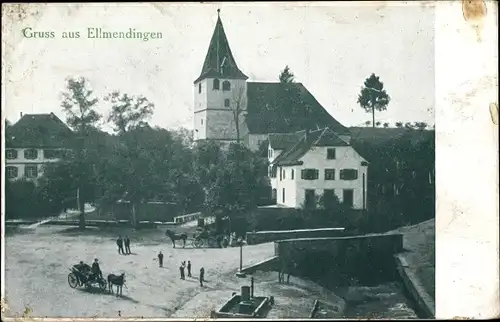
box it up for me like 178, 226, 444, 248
5, 113, 74, 148
273, 128, 349, 166
246, 82, 350, 135
268, 132, 305, 150
194, 13, 248, 83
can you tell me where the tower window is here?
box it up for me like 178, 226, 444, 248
222, 80, 231, 91
224, 99, 230, 107
198, 83, 202, 93
213, 79, 220, 90
201, 118, 203, 125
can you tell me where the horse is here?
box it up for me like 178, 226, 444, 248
107, 273, 126, 296
165, 229, 187, 248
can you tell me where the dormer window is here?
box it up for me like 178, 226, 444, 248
222, 80, 231, 91
213, 79, 220, 90
24, 149, 38, 160
198, 83, 202, 93
6, 149, 18, 160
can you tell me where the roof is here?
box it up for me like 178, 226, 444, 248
268, 132, 304, 150
194, 12, 248, 83
273, 128, 349, 166
5, 113, 74, 148
246, 82, 350, 135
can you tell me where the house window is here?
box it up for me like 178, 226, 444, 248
201, 118, 204, 125
222, 80, 231, 91
279, 167, 282, 180
43, 149, 62, 159
213, 79, 220, 90
25, 165, 38, 178
323, 189, 336, 208
270, 167, 277, 178
282, 188, 286, 203
340, 169, 358, 180
24, 149, 38, 160
291, 169, 294, 180
327, 148, 336, 159
224, 99, 230, 107
6, 166, 18, 179
301, 168, 319, 180
325, 169, 336, 180
6, 149, 18, 159
198, 83, 202, 93
282, 169, 286, 179
272, 189, 277, 201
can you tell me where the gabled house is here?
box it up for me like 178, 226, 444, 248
5, 112, 74, 181
193, 10, 351, 151
268, 128, 368, 210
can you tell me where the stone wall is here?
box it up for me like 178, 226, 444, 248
246, 228, 346, 245
274, 233, 403, 284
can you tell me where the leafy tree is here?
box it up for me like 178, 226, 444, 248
364, 121, 371, 127
383, 122, 389, 128
357, 73, 391, 128
395, 122, 403, 128
375, 121, 381, 127
414, 122, 428, 130
60, 77, 101, 229
104, 91, 154, 135
404, 122, 414, 129
279, 65, 295, 83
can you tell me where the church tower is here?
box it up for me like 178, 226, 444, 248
193, 9, 248, 146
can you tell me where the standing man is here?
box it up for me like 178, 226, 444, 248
199, 267, 205, 287
158, 251, 164, 268
117, 236, 124, 255
187, 260, 192, 277
179, 262, 185, 280
124, 236, 131, 254
91, 258, 102, 280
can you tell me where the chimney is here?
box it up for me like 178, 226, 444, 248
20, 112, 23, 118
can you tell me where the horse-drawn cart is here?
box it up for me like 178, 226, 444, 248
166, 228, 228, 248
68, 266, 107, 291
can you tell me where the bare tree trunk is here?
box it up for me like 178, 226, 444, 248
372, 106, 375, 128
77, 188, 85, 230
131, 202, 137, 227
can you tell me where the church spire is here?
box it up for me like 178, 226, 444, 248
194, 10, 248, 84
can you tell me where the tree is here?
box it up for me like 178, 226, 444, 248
404, 122, 414, 129
357, 73, 391, 128
364, 121, 371, 127
104, 91, 154, 135
414, 122, 428, 130
395, 122, 403, 128
230, 86, 246, 144
279, 65, 295, 83
375, 121, 381, 127
60, 77, 101, 229
383, 122, 389, 128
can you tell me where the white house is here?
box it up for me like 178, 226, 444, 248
268, 128, 369, 210
193, 10, 352, 151
5, 113, 73, 181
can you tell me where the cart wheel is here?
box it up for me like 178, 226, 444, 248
194, 238, 203, 248
68, 273, 79, 289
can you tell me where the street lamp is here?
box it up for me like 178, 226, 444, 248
235, 237, 246, 278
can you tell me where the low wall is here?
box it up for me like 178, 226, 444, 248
173, 212, 201, 224
395, 254, 435, 318
274, 233, 403, 284
240, 256, 280, 274
246, 228, 346, 245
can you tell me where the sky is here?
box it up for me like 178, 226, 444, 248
3, 2, 435, 132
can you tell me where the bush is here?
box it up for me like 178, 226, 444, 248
5, 179, 60, 220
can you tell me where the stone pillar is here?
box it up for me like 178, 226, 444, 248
241, 286, 250, 302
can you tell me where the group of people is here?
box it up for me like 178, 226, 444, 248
73, 258, 103, 283
116, 236, 132, 255
178, 261, 205, 287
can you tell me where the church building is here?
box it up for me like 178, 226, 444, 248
193, 10, 352, 151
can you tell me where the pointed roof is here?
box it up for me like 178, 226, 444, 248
194, 10, 248, 83
272, 128, 351, 166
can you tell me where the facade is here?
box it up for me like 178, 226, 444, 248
268, 128, 368, 210
5, 113, 74, 181
194, 11, 352, 151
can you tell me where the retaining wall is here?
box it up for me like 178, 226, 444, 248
246, 227, 346, 245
